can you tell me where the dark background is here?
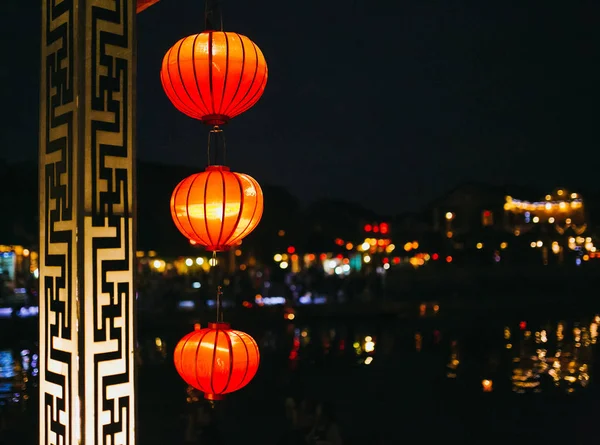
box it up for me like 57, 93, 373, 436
1, 0, 598, 213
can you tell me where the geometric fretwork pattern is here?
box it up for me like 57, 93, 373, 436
40, 1, 136, 444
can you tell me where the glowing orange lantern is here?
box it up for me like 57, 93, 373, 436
170, 165, 263, 251
160, 31, 268, 125
174, 322, 260, 400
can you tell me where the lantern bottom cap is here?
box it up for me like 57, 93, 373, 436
202, 114, 229, 126
205, 393, 224, 401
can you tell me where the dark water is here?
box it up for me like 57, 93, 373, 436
2, 304, 600, 444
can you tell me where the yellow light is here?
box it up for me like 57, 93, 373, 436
364, 357, 373, 365
445, 212, 454, 220
404, 242, 412, 251
23, 249, 30, 257
280, 261, 289, 269
411, 241, 419, 249
545, 194, 552, 200
363, 255, 371, 263
153, 260, 161, 268
548, 217, 555, 223
185, 258, 193, 267
500, 242, 507, 249
287, 313, 295, 320
571, 193, 578, 199
274, 254, 282, 262
530, 242, 536, 248
557, 189, 564, 196
532, 216, 540, 223
361, 242, 370, 251
196, 257, 204, 265
476, 242, 483, 249
536, 241, 543, 247
583, 255, 589, 261
209, 258, 217, 266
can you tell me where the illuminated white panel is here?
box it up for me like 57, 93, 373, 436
41, 0, 136, 444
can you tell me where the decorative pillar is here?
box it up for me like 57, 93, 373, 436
40, 1, 136, 444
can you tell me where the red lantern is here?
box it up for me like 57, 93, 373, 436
170, 165, 264, 251
160, 31, 268, 125
174, 322, 260, 400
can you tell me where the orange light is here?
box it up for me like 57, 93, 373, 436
136, 0, 160, 13
173, 322, 259, 401
170, 165, 263, 251
161, 32, 268, 125
446, 256, 453, 263
482, 379, 493, 392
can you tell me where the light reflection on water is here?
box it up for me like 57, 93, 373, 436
445, 315, 598, 394
0, 348, 37, 412
1, 312, 598, 414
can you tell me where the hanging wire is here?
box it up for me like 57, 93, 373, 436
206, 126, 227, 166
211, 250, 224, 322
204, 0, 224, 31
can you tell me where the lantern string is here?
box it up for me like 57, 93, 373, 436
212, 250, 224, 322
204, 0, 224, 32
207, 126, 227, 166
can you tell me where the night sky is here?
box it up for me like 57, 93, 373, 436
1, 0, 597, 213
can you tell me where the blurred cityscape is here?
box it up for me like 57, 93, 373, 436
2, 159, 600, 315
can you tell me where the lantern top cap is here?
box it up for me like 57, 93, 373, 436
205, 165, 230, 172
208, 322, 231, 329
